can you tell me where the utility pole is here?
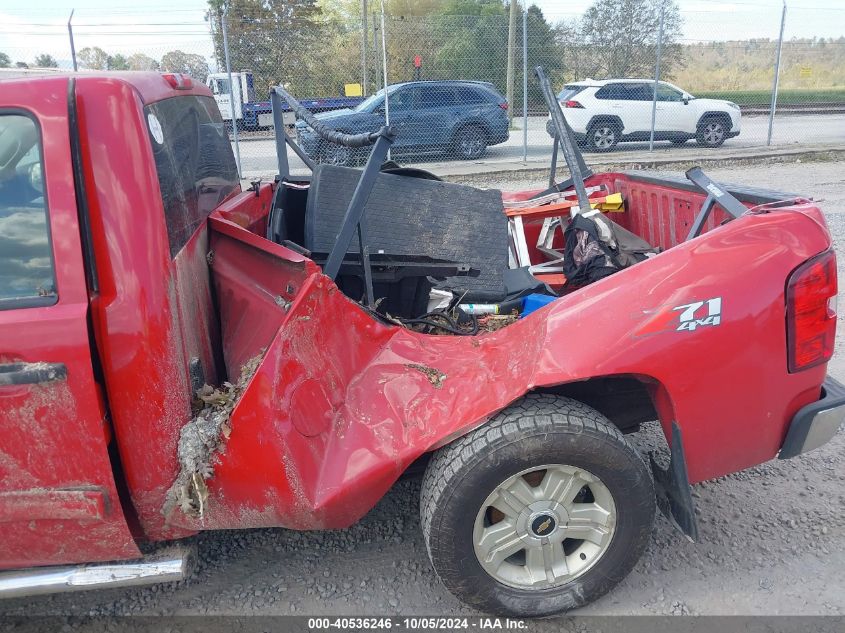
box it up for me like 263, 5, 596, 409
506, 0, 519, 123
362, 0, 368, 95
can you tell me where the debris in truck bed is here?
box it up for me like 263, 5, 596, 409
405, 363, 447, 389
163, 351, 264, 520
477, 313, 519, 332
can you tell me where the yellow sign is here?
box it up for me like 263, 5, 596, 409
799, 66, 812, 78
344, 83, 363, 97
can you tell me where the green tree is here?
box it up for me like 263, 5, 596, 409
78, 46, 110, 70
206, 0, 322, 97
108, 53, 130, 70
160, 50, 210, 82
577, 0, 683, 78
127, 53, 160, 71
0, 52, 10, 68
34, 54, 58, 68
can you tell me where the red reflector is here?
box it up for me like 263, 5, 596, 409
162, 73, 193, 90
786, 249, 837, 372
564, 100, 584, 109
499, 102, 509, 110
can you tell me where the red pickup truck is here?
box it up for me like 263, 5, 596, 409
0, 72, 842, 617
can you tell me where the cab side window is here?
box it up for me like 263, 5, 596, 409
0, 113, 56, 308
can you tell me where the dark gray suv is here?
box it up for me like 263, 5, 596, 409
295, 80, 510, 164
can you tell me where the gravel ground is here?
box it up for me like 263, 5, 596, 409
2, 159, 844, 620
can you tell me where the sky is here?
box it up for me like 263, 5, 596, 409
1, 0, 844, 68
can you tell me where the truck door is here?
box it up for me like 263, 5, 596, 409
0, 82, 140, 568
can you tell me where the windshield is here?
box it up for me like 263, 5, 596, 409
354, 85, 400, 112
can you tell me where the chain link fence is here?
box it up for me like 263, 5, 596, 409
2, 3, 843, 179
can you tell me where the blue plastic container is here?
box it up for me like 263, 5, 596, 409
520, 293, 558, 318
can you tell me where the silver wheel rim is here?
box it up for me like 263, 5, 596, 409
472, 464, 616, 590
703, 122, 724, 144
459, 131, 484, 157
593, 127, 615, 149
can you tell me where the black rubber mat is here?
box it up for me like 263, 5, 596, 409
304, 165, 507, 300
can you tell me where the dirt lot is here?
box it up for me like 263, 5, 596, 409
2, 160, 844, 619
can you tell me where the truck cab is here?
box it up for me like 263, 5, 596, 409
206, 70, 257, 126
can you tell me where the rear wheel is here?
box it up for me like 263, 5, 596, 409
696, 118, 727, 147
587, 122, 620, 152
453, 125, 488, 160
421, 394, 655, 617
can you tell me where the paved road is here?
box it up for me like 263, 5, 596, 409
235, 113, 845, 178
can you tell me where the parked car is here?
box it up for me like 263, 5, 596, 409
296, 80, 509, 164
545, 79, 741, 151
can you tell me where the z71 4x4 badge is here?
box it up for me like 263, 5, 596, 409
636, 297, 723, 337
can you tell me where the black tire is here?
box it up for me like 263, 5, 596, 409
453, 125, 488, 160
420, 393, 655, 617
587, 122, 620, 152
696, 117, 728, 147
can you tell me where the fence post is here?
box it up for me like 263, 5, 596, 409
221, 12, 242, 178
648, 3, 665, 152
506, 0, 518, 123
361, 0, 368, 95
379, 0, 390, 160
522, 7, 528, 163
767, 1, 787, 146
68, 9, 78, 72
373, 13, 380, 92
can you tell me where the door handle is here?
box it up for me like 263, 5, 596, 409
0, 362, 67, 386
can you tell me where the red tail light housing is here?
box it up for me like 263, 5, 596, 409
786, 249, 838, 372
499, 102, 509, 110
561, 100, 584, 109
162, 73, 193, 90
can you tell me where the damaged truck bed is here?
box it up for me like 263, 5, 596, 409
1, 69, 843, 617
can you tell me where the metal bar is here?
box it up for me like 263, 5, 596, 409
506, 0, 518, 123
767, 1, 787, 146
221, 12, 242, 178
68, 10, 77, 72
372, 13, 380, 92
271, 91, 290, 179
522, 7, 528, 163
357, 224, 375, 306
0, 547, 192, 600
379, 0, 390, 160
361, 0, 368, 95
511, 216, 531, 267
685, 167, 747, 219
548, 134, 558, 188
685, 194, 715, 241
535, 65, 590, 213
284, 131, 316, 171
323, 130, 394, 280
648, 3, 665, 152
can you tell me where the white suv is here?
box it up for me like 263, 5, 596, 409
546, 79, 741, 151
